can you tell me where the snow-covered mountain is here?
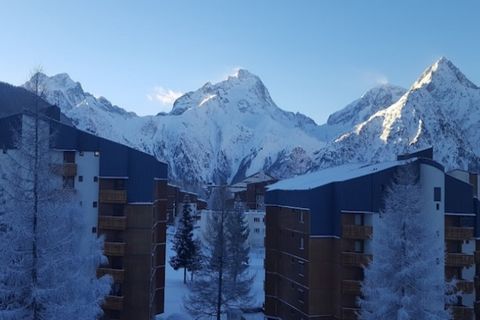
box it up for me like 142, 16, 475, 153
24, 69, 324, 190
313, 57, 480, 171
319, 84, 407, 140
21, 57, 480, 191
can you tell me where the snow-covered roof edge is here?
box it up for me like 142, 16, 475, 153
268, 158, 418, 192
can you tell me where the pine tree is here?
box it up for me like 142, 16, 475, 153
359, 165, 452, 320
170, 201, 196, 284
184, 208, 228, 319
0, 73, 111, 319
188, 238, 203, 282
185, 188, 253, 319
224, 199, 253, 306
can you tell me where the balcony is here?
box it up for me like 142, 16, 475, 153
342, 252, 372, 267
97, 268, 125, 283
342, 280, 362, 295
104, 242, 126, 256
456, 280, 474, 294
451, 305, 473, 320
103, 295, 124, 310
51, 163, 77, 177
342, 225, 372, 240
446, 253, 474, 268
100, 190, 127, 204
98, 216, 127, 230
342, 307, 359, 320
445, 227, 474, 241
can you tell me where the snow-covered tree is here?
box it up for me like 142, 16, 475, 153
187, 238, 203, 282
185, 188, 253, 319
184, 207, 228, 319
0, 73, 110, 319
224, 199, 253, 306
359, 165, 452, 320
170, 201, 197, 284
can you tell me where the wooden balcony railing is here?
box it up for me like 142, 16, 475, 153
104, 242, 126, 256
342, 252, 372, 267
342, 280, 362, 295
342, 307, 359, 320
451, 305, 474, 320
342, 225, 373, 240
98, 216, 127, 230
445, 227, 474, 241
96, 268, 125, 283
446, 253, 474, 268
51, 163, 77, 177
103, 295, 124, 310
456, 280, 474, 294
99, 190, 127, 204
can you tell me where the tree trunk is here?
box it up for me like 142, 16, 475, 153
184, 267, 187, 284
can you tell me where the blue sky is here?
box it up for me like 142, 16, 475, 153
1, 0, 479, 123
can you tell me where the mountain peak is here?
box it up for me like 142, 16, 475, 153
230, 68, 257, 80
412, 57, 478, 91
326, 84, 406, 127
171, 68, 275, 115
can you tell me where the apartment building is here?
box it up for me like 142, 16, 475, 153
166, 184, 207, 225
230, 172, 277, 247
264, 148, 479, 320
196, 172, 277, 247
0, 110, 168, 320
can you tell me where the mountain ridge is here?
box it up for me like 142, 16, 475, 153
19, 57, 480, 192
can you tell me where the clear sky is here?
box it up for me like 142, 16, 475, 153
1, 0, 479, 123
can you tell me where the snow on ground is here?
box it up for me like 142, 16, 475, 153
157, 227, 265, 320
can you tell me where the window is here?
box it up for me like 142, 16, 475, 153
354, 214, 363, 225
79, 151, 84, 156
93, 201, 98, 208
63, 177, 74, 189
297, 289, 305, 304
92, 227, 97, 233
436, 203, 440, 211
63, 151, 75, 163
434, 187, 441, 202
298, 260, 305, 277
254, 228, 260, 233
78, 176, 83, 182
2, 149, 6, 154
254, 217, 260, 223
94, 151, 100, 157
299, 211, 304, 223
93, 176, 98, 182
299, 237, 304, 250
79, 201, 83, 207
354, 240, 363, 253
